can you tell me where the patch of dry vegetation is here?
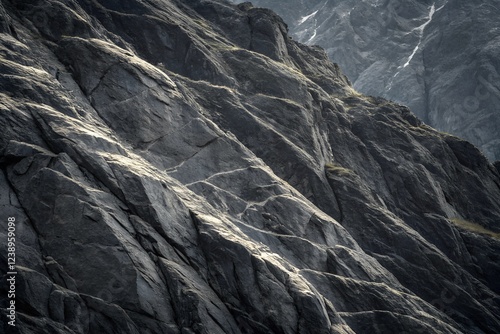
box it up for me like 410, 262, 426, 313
325, 163, 354, 177
450, 218, 500, 239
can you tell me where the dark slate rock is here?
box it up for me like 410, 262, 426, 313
0, 0, 499, 333
237, 0, 500, 161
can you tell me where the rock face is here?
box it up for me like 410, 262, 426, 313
0, 0, 500, 333
233, 0, 500, 161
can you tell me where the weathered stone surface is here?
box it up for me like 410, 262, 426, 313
0, 0, 499, 333
237, 0, 500, 161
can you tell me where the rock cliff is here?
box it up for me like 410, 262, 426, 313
1, 0, 500, 333
235, 0, 500, 161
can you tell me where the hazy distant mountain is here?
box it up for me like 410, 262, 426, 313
1, 0, 500, 333
234, 0, 500, 161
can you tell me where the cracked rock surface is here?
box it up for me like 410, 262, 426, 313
0, 0, 500, 333
234, 0, 500, 161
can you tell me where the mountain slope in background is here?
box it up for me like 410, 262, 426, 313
1, 0, 500, 333
234, 0, 500, 161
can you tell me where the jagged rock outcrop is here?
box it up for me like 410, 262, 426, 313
233, 0, 500, 161
1, 0, 500, 333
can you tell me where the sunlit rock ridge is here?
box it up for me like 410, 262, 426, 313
1, 0, 500, 333
233, 0, 500, 161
